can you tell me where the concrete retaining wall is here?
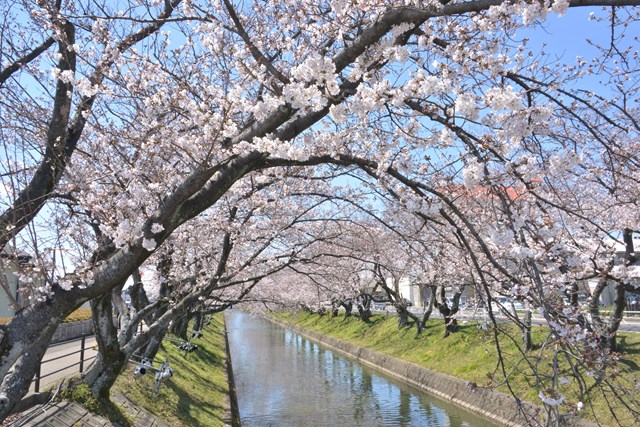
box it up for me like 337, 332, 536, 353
50, 320, 93, 344
223, 313, 240, 427
270, 318, 596, 427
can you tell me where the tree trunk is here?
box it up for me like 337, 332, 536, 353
140, 324, 169, 361
434, 285, 461, 337
193, 310, 204, 332
522, 309, 533, 352
358, 305, 372, 322
341, 301, 353, 317
397, 308, 409, 328
420, 287, 436, 330
443, 312, 457, 337
129, 269, 151, 324
331, 298, 340, 317
604, 282, 626, 351
170, 314, 190, 339
0, 292, 79, 419
588, 258, 625, 351
567, 282, 580, 307
0, 324, 56, 418
357, 294, 372, 322
83, 291, 127, 400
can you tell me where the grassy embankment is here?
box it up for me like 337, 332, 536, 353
277, 311, 640, 426
111, 313, 231, 427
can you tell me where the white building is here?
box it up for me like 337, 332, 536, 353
397, 277, 421, 308
0, 247, 32, 318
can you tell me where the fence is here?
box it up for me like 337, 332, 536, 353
50, 319, 94, 344
32, 334, 96, 393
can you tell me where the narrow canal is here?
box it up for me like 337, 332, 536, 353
226, 310, 498, 427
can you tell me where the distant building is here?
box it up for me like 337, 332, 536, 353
0, 246, 33, 318
397, 278, 423, 308
588, 233, 640, 307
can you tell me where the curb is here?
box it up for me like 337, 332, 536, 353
222, 313, 240, 427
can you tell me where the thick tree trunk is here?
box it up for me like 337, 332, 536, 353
434, 285, 462, 338
0, 325, 56, 418
443, 312, 457, 337
83, 291, 127, 400
341, 301, 353, 317
357, 294, 372, 322
375, 276, 423, 333
358, 305, 372, 322
397, 309, 409, 328
0, 292, 80, 419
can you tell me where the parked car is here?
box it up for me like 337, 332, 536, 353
372, 302, 387, 310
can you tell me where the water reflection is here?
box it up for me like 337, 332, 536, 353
226, 310, 497, 427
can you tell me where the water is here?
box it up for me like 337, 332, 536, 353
226, 310, 498, 427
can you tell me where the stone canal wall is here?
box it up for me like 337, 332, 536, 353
223, 314, 241, 427
269, 317, 596, 427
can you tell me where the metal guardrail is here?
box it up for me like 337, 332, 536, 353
372, 305, 640, 321
32, 334, 96, 393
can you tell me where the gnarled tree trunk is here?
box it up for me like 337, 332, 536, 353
433, 285, 462, 338
82, 290, 128, 400
356, 294, 373, 322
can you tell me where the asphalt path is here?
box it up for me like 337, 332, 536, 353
29, 336, 98, 393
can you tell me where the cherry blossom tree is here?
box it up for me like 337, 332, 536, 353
80, 170, 363, 398
0, 0, 638, 423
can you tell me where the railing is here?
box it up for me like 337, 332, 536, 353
32, 334, 96, 393
372, 305, 640, 322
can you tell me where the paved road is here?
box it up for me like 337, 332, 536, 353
30, 336, 98, 393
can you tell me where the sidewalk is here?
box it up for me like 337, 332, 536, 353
6, 393, 172, 427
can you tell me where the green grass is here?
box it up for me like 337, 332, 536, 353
62, 307, 92, 323
277, 311, 640, 426
58, 382, 132, 426
112, 313, 230, 427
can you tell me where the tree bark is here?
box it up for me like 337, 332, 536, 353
140, 324, 169, 361
397, 308, 409, 328
82, 291, 127, 400
0, 289, 83, 419
420, 287, 436, 329
193, 310, 204, 332
434, 285, 462, 337
356, 294, 372, 322
522, 309, 533, 352
341, 300, 353, 317
170, 314, 190, 339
